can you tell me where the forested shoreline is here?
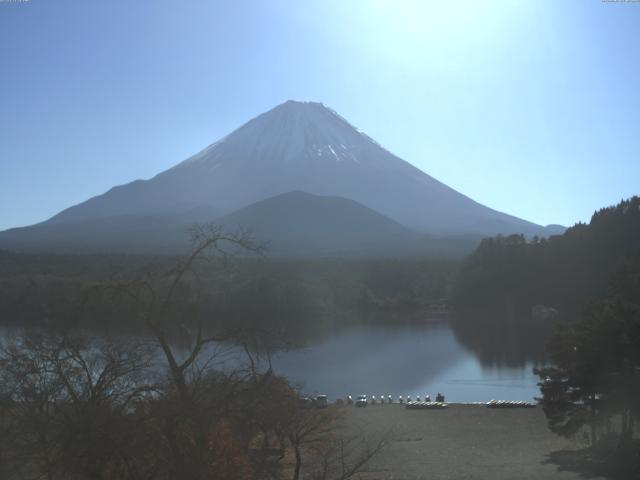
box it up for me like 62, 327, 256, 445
0, 250, 456, 338
452, 197, 640, 477
450, 197, 640, 367
452, 196, 640, 320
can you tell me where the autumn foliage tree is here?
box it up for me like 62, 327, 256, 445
207, 420, 252, 480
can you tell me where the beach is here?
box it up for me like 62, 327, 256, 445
343, 404, 602, 480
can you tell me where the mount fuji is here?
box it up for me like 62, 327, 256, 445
0, 100, 563, 255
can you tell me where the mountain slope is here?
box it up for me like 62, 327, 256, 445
0, 191, 487, 257
0, 191, 485, 257
0, 207, 223, 254
215, 191, 427, 256
43, 100, 559, 236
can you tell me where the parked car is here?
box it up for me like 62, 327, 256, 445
314, 395, 328, 408
355, 394, 368, 407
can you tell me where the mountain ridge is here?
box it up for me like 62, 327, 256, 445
42, 100, 559, 237
0, 191, 485, 257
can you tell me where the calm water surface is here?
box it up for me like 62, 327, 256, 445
220, 323, 541, 403
1, 323, 542, 403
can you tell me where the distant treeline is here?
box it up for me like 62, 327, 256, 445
0, 252, 458, 342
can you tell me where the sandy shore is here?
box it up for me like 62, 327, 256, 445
343, 404, 603, 480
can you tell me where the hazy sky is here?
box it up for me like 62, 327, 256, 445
1, 0, 639, 230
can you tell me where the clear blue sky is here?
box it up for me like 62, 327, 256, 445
1, 0, 638, 230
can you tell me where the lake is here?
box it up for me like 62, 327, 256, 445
215, 322, 542, 403
0, 322, 543, 403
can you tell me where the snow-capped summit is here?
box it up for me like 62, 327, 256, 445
172, 100, 391, 171
42, 100, 555, 236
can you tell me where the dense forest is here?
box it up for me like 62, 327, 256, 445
453, 196, 640, 315
450, 197, 640, 365
0, 248, 457, 347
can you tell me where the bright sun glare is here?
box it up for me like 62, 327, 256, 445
355, 0, 528, 68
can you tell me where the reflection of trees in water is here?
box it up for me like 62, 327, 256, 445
162, 309, 448, 362
451, 309, 549, 368
267, 321, 470, 399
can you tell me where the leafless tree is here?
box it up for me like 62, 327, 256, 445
0, 225, 388, 480
285, 404, 387, 480
87, 225, 267, 479
307, 432, 387, 480
0, 331, 157, 480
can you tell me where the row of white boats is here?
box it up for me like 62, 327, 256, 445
342, 395, 536, 409
346, 394, 445, 405
405, 401, 448, 410
486, 399, 536, 408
